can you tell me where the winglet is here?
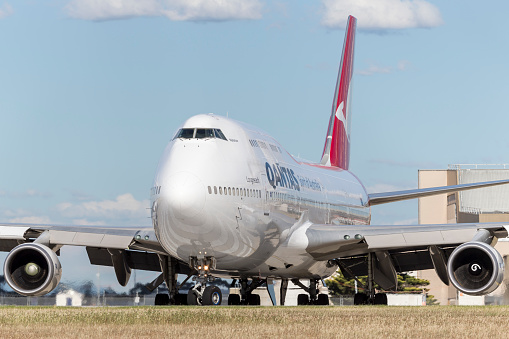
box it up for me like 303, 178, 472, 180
321, 15, 356, 169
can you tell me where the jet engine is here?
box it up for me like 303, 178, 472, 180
4, 243, 62, 296
447, 241, 504, 296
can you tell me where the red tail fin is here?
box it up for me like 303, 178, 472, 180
320, 15, 356, 169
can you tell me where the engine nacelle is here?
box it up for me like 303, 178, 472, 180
447, 241, 504, 296
4, 243, 62, 296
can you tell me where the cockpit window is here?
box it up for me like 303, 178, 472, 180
174, 128, 228, 141
175, 128, 194, 139
195, 128, 215, 139
214, 129, 227, 141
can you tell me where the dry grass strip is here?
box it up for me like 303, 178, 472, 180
0, 306, 509, 338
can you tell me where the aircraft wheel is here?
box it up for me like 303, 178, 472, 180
247, 294, 261, 305
297, 294, 309, 305
316, 294, 329, 305
354, 293, 368, 305
374, 293, 388, 305
228, 294, 241, 305
187, 289, 199, 305
202, 286, 222, 306
154, 293, 170, 306
174, 293, 187, 305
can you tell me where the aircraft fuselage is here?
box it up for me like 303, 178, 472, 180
151, 114, 370, 279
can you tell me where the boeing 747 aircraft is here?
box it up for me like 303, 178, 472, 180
2, 16, 509, 306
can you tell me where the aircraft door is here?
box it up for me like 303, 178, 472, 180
260, 173, 270, 216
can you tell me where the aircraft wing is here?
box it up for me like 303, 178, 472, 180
368, 179, 509, 205
303, 222, 509, 291
0, 223, 190, 290
0, 222, 164, 254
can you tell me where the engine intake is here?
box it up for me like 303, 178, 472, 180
447, 241, 503, 296
4, 243, 62, 296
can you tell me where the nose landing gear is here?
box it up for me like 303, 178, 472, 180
186, 256, 223, 306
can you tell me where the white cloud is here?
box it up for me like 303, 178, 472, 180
56, 193, 150, 225
321, 0, 443, 30
71, 218, 106, 226
65, 0, 263, 21
8, 216, 52, 224
357, 64, 392, 76
0, 3, 13, 19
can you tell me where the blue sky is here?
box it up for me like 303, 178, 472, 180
1, 0, 508, 291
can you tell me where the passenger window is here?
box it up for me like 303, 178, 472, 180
228, 187, 231, 195
236, 188, 239, 196
214, 186, 217, 194
208, 186, 212, 194
219, 187, 223, 195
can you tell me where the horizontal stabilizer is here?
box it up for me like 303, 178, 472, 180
368, 179, 509, 206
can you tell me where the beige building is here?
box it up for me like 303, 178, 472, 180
417, 165, 509, 305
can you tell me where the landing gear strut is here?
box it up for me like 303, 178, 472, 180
291, 278, 329, 305
186, 256, 222, 306
227, 278, 264, 305
351, 253, 388, 305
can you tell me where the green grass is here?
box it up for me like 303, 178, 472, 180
1, 306, 509, 338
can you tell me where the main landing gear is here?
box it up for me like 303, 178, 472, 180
227, 278, 265, 305
342, 253, 389, 305
290, 278, 329, 306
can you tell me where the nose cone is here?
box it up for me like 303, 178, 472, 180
164, 172, 206, 220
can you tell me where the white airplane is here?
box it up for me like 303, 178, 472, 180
2, 15, 509, 306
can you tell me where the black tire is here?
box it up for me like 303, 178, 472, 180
374, 293, 388, 305
247, 293, 261, 305
202, 286, 222, 306
174, 293, 187, 305
297, 294, 309, 306
316, 294, 329, 305
354, 293, 368, 305
228, 294, 241, 305
187, 290, 199, 305
154, 293, 170, 306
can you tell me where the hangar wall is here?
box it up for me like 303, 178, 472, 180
417, 166, 509, 305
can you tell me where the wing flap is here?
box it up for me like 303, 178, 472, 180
48, 230, 134, 249
0, 226, 29, 240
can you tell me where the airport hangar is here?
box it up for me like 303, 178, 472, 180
417, 164, 509, 305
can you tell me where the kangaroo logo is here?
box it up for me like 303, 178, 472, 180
335, 101, 349, 139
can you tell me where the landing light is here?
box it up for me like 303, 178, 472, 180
135, 235, 141, 240
144, 235, 149, 240
204, 265, 209, 271
344, 235, 350, 240
354, 234, 362, 239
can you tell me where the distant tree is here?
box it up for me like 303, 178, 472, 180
325, 270, 438, 305
80, 280, 97, 298
129, 282, 152, 295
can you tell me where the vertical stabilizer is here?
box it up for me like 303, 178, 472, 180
320, 15, 356, 169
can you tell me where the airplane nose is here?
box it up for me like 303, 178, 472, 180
164, 172, 206, 220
